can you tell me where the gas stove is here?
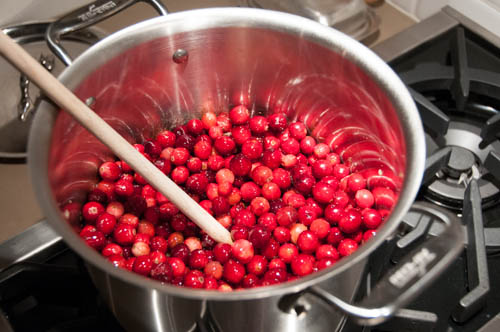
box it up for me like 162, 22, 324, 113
1, 4, 500, 332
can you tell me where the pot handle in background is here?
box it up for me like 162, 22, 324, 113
46, 0, 168, 66
282, 181, 469, 327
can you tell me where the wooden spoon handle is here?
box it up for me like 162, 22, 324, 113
0, 31, 233, 245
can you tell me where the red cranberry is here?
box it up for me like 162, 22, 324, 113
186, 118, 204, 135
355, 189, 374, 208
294, 175, 315, 195
310, 218, 330, 239
249, 116, 269, 135
262, 238, 279, 259
288, 122, 307, 140
297, 205, 318, 226
264, 268, 288, 284
291, 254, 314, 276
362, 208, 382, 229
230, 225, 249, 240
230, 154, 252, 176
150, 262, 173, 282
157, 130, 176, 148
132, 255, 152, 276
80, 225, 105, 250
276, 206, 298, 227
251, 166, 273, 186
268, 258, 286, 270
240, 182, 261, 202
272, 168, 291, 189
113, 223, 136, 246
95, 212, 116, 235
347, 173, 366, 192
257, 212, 278, 231
223, 260, 246, 284
194, 140, 212, 160
229, 105, 250, 124
317, 258, 336, 270
232, 125, 252, 145
248, 225, 271, 249
151, 236, 168, 253
363, 230, 377, 242
297, 230, 320, 254
242, 273, 258, 288
189, 249, 209, 269
231, 239, 254, 263
171, 147, 190, 165
250, 197, 270, 216
312, 160, 333, 179
332, 190, 349, 208
278, 243, 298, 263
132, 241, 151, 257
339, 209, 362, 234
273, 226, 291, 243
108, 254, 126, 269
144, 140, 162, 157
184, 270, 205, 288
99, 161, 121, 181
214, 136, 236, 156
300, 136, 316, 155
262, 149, 282, 169
204, 261, 223, 280
268, 113, 287, 132
171, 166, 189, 184
246, 255, 268, 276
312, 182, 334, 204
175, 134, 196, 151
313, 143, 330, 158
102, 243, 123, 257
316, 244, 339, 260
82, 202, 105, 223
214, 243, 232, 263
171, 243, 190, 263
338, 238, 358, 257
280, 138, 300, 155
242, 139, 263, 160
211, 196, 230, 216
264, 135, 280, 150
333, 164, 350, 179
262, 182, 281, 201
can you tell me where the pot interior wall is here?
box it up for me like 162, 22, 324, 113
46, 26, 406, 224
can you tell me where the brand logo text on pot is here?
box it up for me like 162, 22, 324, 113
389, 248, 437, 288
78, 1, 117, 22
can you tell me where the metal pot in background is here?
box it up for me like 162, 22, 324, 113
0, 22, 104, 162
27, 1, 463, 331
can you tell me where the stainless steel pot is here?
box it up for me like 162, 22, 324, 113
28, 1, 463, 331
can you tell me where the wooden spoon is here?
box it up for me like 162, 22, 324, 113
0, 31, 233, 245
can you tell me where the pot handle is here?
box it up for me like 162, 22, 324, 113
46, 0, 168, 66
286, 195, 466, 326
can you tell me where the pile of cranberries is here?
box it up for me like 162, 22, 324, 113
69, 105, 398, 291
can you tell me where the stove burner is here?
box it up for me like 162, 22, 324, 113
399, 27, 500, 210
445, 146, 475, 178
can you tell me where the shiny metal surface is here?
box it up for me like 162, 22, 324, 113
46, 0, 167, 66
0, 220, 61, 271
0, 22, 103, 161
28, 7, 425, 331
241, 0, 380, 41
371, 10, 458, 63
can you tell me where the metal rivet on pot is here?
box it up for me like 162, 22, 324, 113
173, 49, 188, 64
85, 97, 96, 108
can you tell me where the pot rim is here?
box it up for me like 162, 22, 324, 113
28, 7, 425, 301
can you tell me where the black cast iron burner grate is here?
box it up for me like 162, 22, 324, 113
346, 24, 500, 332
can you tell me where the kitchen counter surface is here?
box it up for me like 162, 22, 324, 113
0, 1, 415, 244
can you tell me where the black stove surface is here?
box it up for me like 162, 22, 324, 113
0, 246, 125, 332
